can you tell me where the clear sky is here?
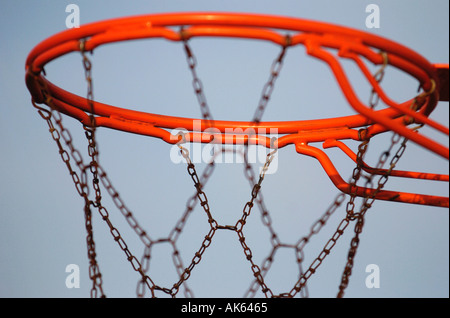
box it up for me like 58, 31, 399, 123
0, 0, 448, 298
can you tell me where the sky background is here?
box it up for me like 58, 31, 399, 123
0, 0, 448, 298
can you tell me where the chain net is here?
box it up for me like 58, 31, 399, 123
31, 36, 417, 298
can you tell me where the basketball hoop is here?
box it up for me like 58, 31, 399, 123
25, 12, 449, 206
25, 12, 449, 298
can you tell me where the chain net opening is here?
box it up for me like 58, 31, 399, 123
31, 32, 440, 298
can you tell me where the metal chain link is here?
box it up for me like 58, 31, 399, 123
233, 39, 291, 296
79, 47, 161, 298
369, 52, 388, 109
31, 97, 106, 298
165, 145, 218, 297
179, 37, 290, 297
177, 144, 278, 297
336, 53, 408, 297
181, 34, 214, 125
252, 36, 290, 123
235, 149, 278, 298
34, 47, 159, 298
78, 42, 108, 298
281, 54, 394, 297
242, 145, 290, 297
287, 192, 359, 296
336, 132, 409, 297
240, 39, 289, 296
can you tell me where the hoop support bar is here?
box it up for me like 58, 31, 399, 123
323, 139, 449, 181
295, 142, 449, 207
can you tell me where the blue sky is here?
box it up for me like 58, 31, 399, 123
0, 0, 448, 298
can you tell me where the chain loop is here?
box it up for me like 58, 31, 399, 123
369, 52, 388, 109
252, 37, 290, 123
182, 35, 214, 126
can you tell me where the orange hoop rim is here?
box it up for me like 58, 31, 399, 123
25, 12, 448, 159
